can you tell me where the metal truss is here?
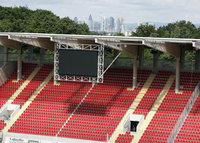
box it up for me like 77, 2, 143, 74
54, 43, 104, 83
59, 43, 100, 51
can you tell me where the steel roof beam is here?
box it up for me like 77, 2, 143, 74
51, 37, 97, 49
8, 35, 54, 51
143, 40, 181, 57
95, 38, 121, 51
95, 38, 140, 55
0, 36, 21, 49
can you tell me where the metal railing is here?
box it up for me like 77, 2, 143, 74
167, 81, 200, 143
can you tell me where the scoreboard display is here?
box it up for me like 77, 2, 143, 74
58, 49, 98, 77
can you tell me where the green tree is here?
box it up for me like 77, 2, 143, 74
114, 33, 125, 36
157, 20, 197, 38
132, 23, 157, 37
0, 6, 90, 35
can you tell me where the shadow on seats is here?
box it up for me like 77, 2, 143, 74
65, 84, 86, 104
67, 87, 124, 116
67, 102, 107, 116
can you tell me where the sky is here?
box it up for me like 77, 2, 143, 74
0, 0, 200, 24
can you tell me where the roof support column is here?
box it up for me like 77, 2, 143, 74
139, 46, 144, 69
153, 51, 159, 73
39, 48, 45, 67
175, 57, 180, 93
3, 47, 8, 65
180, 47, 185, 69
17, 47, 22, 81
195, 50, 200, 71
29, 47, 34, 62
132, 48, 138, 89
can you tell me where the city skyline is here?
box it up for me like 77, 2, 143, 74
77, 14, 126, 33
0, 0, 200, 23
75, 14, 200, 36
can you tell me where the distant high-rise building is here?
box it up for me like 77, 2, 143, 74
94, 21, 101, 32
101, 17, 115, 32
105, 18, 110, 31
88, 14, 93, 31
116, 17, 124, 33
109, 17, 115, 32
73, 15, 125, 33
74, 17, 78, 23
101, 16, 106, 32
137, 20, 142, 26
124, 30, 132, 37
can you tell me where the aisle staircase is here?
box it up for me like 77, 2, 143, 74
132, 75, 175, 143
109, 74, 156, 143
2, 70, 54, 132
0, 67, 40, 111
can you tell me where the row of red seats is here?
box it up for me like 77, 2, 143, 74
139, 71, 200, 143
175, 93, 200, 143
12, 64, 53, 107
0, 63, 36, 107
115, 132, 134, 143
58, 69, 151, 141
9, 70, 92, 137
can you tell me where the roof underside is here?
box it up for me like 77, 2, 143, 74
0, 32, 200, 57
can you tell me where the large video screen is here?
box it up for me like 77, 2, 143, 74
58, 49, 98, 77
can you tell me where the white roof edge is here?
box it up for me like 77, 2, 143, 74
0, 32, 199, 43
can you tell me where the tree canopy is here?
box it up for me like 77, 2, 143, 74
132, 20, 200, 39
0, 6, 90, 34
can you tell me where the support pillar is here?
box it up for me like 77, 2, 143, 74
195, 50, 200, 71
3, 47, 8, 65
175, 57, 180, 93
180, 48, 185, 69
29, 47, 34, 62
132, 51, 138, 89
17, 47, 22, 81
54, 80, 58, 85
139, 46, 144, 69
153, 51, 159, 73
39, 48, 45, 67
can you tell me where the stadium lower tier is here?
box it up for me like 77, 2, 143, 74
0, 63, 36, 131
7, 68, 150, 141
175, 93, 200, 143
0, 66, 200, 143
139, 72, 200, 143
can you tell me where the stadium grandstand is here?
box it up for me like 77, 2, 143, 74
0, 32, 200, 143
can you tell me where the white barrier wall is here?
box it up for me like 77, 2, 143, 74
0, 104, 20, 121
123, 114, 130, 132
130, 114, 144, 132
123, 114, 145, 133
3, 132, 104, 143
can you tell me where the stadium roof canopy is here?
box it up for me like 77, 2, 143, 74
0, 32, 200, 57
0, 32, 200, 92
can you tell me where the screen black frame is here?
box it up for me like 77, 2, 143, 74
58, 49, 98, 77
